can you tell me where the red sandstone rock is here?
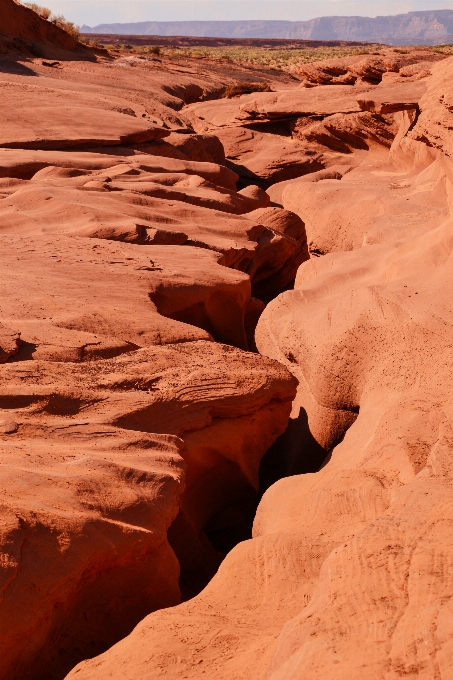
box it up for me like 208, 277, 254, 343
281, 147, 448, 255
295, 49, 445, 87
0, 340, 296, 679
356, 80, 427, 114
164, 132, 227, 164
0, 235, 256, 351
233, 85, 370, 122
0, 35, 304, 680
406, 57, 453, 158
186, 84, 372, 129
267, 166, 349, 206
0, 323, 20, 363
67, 52, 453, 680
220, 126, 323, 186
185, 86, 402, 187
238, 183, 270, 209
1, 0, 82, 55
0, 149, 238, 188
0, 80, 170, 149
0, 146, 307, 301
2, 15, 453, 680
291, 110, 397, 153
244, 207, 309, 301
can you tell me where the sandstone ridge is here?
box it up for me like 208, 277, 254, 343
1, 16, 453, 680
67, 50, 453, 680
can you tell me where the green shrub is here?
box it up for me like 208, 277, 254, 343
432, 44, 453, 54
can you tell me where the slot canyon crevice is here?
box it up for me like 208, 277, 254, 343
1, 3, 453, 679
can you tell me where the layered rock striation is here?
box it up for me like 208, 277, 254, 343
2, 14, 453, 680
0, 27, 302, 679
67, 52, 453, 680
82, 11, 453, 45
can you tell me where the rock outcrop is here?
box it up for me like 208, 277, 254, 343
185, 54, 441, 187
0, 340, 296, 680
0, 34, 304, 680
2, 12, 453, 680
0, 0, 87, 58
66, 54, 453, 680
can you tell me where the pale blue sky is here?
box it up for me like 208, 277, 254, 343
42, 0, 453, 28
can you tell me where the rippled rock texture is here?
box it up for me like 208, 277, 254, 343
67, 53, 453, 680
1, 14, 453, 680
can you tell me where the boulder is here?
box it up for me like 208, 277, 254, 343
0, 323, 20, 362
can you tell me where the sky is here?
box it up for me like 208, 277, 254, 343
40, 0, 453, 28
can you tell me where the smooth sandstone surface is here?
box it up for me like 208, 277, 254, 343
0, 79, 170, 149
0, 340, 296, 680
2, 12, 453, 680
0, 20, 302, 680
67, 55, 453, 680
0, 151, 308, 304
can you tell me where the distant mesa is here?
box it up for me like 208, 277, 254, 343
81, 10, 453, 46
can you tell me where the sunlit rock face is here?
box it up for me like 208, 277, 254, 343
1, 12, 453, 680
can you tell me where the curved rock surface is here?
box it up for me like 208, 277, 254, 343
2, 14, 453, 680
0, 340, 296, 680
0, 29, 304, 680
67, 54, 453, 680
0, 150, 307, 302
295, 49, 444, 86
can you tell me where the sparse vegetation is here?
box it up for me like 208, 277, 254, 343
23, 2, 51, 19
20, 2, 80, 41
51, 15, 80, 40
94, 41, 390, 69
224, 82, 272, 98
74, 38, 450, 69
431, 44, 453, 54
140, 44, 386, 70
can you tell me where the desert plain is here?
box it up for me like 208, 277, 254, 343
1, 1, 453, 678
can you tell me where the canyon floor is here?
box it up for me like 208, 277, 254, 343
1, 2, 453, 679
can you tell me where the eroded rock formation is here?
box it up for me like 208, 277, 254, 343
65, 46, 453, 680
1, 12, 453, 680
0, 19, 302, 679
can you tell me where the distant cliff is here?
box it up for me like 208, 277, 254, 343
81, 10, 453, 45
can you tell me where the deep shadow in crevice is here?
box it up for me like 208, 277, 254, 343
258, 405, 359, 497
258, 406, 329, 496
9, 340, 37, 360
174, 405, 349, 602
171, 492, 259, 602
